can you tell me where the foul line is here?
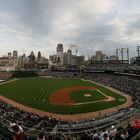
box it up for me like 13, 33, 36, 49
97, 89, 109, 98
74, 89, 114, 106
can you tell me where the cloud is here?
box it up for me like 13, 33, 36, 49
0, 0, 139, 59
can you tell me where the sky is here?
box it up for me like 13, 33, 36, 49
0, 0, 140, 59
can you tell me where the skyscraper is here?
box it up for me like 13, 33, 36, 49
29, 51, 35, 62
38, 51, 41, 61
67, 49, 72, 66
57, 44, 63, 66
13, 50, 18, 58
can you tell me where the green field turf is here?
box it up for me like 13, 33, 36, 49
0, 78, 127, 114
70, 89, 107, 102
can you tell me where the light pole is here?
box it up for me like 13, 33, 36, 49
116, 48, 120, 61
136, 45, 140, 61
120, 48, 127, 63
126, 48, 129, 64
79, 63, 83, 78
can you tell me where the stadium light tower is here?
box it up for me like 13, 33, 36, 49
75, 49, 78, 56
136, 45, 140, 60
116, 48, 120, 61
70, 44, 76, 55
126, 48, 129, 63
120, 48, 127, 63
70, 43, 80, 55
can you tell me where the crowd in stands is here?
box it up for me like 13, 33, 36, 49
0, 101, 58, 134
84, 63, 129, 72
38, 70, 79, 78
84, 63, 140, 72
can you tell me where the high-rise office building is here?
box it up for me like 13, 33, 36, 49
13, 50, 18, 58
57, 44, 63, 66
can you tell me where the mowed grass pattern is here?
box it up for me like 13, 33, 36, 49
0, 78, 126, 114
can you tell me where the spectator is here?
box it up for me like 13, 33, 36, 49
120, 128, 129, 139
126, 122, 134, 136
11, 125, 24, 140
133, 117, 140, 129
109, 125, 117, 140
10, 122, 23, 133
37, 132, 45, 140
103, 133, 110, 140
92, 130, 99, 140
100, 128, 108, 140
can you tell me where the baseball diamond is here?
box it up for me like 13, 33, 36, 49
0, 77, 132, 121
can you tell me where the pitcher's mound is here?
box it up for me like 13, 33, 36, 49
84, 94, 92, 97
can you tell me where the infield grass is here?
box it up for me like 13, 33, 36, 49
70, 89, 107, 102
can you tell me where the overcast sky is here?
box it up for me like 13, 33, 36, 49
0, 0, 140, 59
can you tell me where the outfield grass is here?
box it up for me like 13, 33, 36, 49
0, 78, 127, 114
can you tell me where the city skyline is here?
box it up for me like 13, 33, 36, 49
0, 0, 140, 58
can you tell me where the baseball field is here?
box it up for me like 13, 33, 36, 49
0, 78, 129, 115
